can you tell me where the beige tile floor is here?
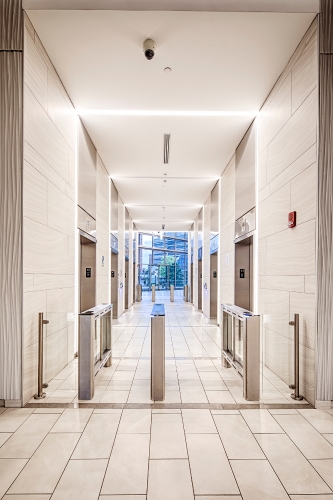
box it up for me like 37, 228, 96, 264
1, 407, 333, 499
27, 291, 308, 406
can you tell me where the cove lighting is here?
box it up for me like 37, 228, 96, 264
76, 109, 258, 117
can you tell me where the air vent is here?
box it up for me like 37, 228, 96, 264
164, 134, 170, 164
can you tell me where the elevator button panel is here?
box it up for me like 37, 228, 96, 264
240, 269, 245, 278
86, 268, 91, 278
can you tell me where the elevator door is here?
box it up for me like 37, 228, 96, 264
125, 259, 129, 309
198, 260, 202, 311
210, 252, 218, 318
79, 234, 96, 313
235, 236, 253, 311
111, 251, 119, 318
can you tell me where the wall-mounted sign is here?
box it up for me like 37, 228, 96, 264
86, 218, 90, 230
101, 255, 105, 267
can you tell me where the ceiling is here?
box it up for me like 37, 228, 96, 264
27, 8, 316, 231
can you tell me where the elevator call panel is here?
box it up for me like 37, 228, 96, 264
86, 268, 91, 278
111, 271, 115, 278
213, 271, 217, 278
240, 269, 245, 279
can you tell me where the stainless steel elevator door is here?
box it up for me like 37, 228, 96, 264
210, 252, 218, 318
79, 234, 96, 313
234, 235, 253, 311
198, 260, 202, 310
111, 251, 118, 318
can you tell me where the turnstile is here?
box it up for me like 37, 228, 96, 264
151, 304, 165, 401
183, 285, 188, 302
78, 303, 112, 400
221, 304, 260, 401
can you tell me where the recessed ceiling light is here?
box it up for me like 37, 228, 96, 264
164, 173, 167, 176
164, 180, 167, 183
77, 109, 258, 117
164, 67, 171, 73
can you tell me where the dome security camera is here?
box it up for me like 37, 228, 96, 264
143, 38, 156, 60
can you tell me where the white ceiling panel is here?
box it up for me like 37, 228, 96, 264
79, 114, 253, 178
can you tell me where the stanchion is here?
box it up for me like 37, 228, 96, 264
151, 304, 165, 401
34, 313, 49, 399
289, 313, 303, 400
152, 284, 156, 302
170, 285, 174, 302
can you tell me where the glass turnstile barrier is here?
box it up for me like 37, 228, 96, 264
221, 304, 260, 401
79, 303, 112, 400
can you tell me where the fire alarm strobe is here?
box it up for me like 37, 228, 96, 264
288, 211, 296, 228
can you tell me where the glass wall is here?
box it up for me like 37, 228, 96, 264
138, 232, 188, 290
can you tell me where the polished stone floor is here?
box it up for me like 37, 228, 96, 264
27, 292, 309, 406
1, 406, 333, 499
1, 293, 333, 498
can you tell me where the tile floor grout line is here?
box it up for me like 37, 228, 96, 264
210, 407, 244, 499
46, 408, 95, 497
97, 406, 124, 498
0, 410, 63, 498
267, 411, 333, 494
180, 407, 196, 499
145, 406, 154, 498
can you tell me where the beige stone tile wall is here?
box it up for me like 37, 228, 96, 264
118, 197, 125, 316
23, 15, 77, 404
202, 194, 211, 318
96, 155, 110, 304
219, 155, 236, 307
257, 19, 318, 405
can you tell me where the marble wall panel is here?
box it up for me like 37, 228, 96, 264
47, 182, 75, 238
257, 20, 318, 406
269, 143, 317, 195
23, 290, 47, 348
292, 31, 318, 114
24, 85, 69, 182
258, 183, 290, 239
260, 275, 304, 293
290, 291, 316, 350
22, 15, 76, 404
203, 194, 211, 318
23, 161, 48, 226
24, 274, 34, 292
259, 72, 292, 155
24, 27, 47, 111
290, 163, 317, 225
47, 72, 76, 149
265, 220, 316, 276
267, 88, 317, 184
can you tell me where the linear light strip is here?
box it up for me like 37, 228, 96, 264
76, 109, 258, 117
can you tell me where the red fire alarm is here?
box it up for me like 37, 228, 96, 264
288, 211, 296, 228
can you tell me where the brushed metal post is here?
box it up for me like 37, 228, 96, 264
151, 304, 165, 401
183, 285, 188, 302
152, 284, 156, 302
34, 312, 49, 400
289, 313, 303, 401
170, 285, 174, 302
137, 284, 142, 302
